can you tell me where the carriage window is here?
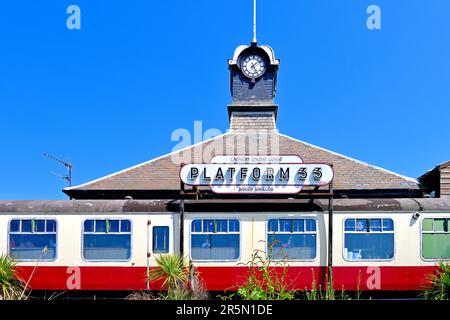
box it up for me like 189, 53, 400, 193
267, 219, 317, 260
191, 219, 240, 260
153, 226, 169, 253
9, 219, 57, 261
83, 219, 131, 261
344, 218, 394, 261
422, 218, 450, 259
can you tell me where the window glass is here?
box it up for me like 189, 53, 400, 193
344, 218, 394, 261
83, 219, 131, 261
267, 219, 317, 260
305, 219, 317, 232
292, 220, 304, 232
22, 220, 32, 233
36, 220, 46, 232
434, 219, 447, 232
191, 219, 240, 260
10, 220, 20, 232
9, 219, 57, 261
46, 220, 57, 232
422, 218, 433, 232
215, 220, 228, 233
120, 220, 131, 233
422, 217, 450, 259
153, 226, 169, 253
279, 219, 292, 232
268, 220, 278, 232
95, 220, 106, 233
355, 219, 368, 232
203, 220, 215, 233
344, 219, 355, 231
370, 219, 382, 232
109, 220, 120, 233
191, 220, 202, 232
229, 220, 240, 232
84, 220, 94, 232
382, 219, 394, 231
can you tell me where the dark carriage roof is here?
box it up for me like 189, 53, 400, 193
0, 200, 174, 213
64, 132, 421, 199
1, 198, 449, 213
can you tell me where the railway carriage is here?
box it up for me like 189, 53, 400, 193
1, 199, 449, 294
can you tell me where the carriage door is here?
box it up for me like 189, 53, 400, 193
147, 221, 171, 289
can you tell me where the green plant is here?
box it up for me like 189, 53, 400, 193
187, 259, 209, 300
304, 268, 319, 300
0, 254, 26, 300
149, 254, 188, 292
303, 267, 366, 300
148, 254, 208, 300
165, 286, 193, 300
303, 267, 336, 300
424, 261, 450, 300
230, 243, 295, 300
338, 285, 350, 300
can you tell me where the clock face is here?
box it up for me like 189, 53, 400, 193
240, 54, 266, 79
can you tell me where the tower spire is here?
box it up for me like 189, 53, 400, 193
252, 0, 257, 45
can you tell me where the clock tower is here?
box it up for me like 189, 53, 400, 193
227, 2, 280, 130
228, 44, 279, 107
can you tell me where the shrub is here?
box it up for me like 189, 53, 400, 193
230, 244, 295, 300
303, 267, 335, 300
0, 254, 26, 300
148, 254, 208, 300
424, 261, 450, 300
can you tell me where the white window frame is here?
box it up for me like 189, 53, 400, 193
420, 216, 450, 261
189, 218, 241, 262
81, 218, 133, 262
8, 218, 58, 262
342, 217, 395, 262
266, 217, 318, 262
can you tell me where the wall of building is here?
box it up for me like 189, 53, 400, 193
440, 164, 450, 197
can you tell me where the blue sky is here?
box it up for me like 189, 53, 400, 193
0, 1, 449, 199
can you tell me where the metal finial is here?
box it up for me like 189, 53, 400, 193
252, 0, 257, 44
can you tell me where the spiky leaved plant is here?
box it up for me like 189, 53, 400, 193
424, 261, 450, 300
0, 254, 26, 300
149, 254, 189, 299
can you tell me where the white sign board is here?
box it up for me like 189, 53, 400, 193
180, 163, 334, 194
211, 155, 303, 164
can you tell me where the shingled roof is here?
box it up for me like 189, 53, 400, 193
64, 129, 420, 199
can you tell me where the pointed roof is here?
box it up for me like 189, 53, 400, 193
64, 130, 420, 199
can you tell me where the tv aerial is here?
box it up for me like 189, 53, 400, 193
43, 153, 73, 187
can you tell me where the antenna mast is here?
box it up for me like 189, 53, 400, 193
43, 153, 73, 187
252, 0, 257, 44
